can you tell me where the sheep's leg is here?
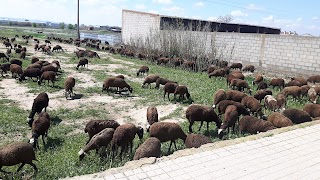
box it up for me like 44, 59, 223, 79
188, 121, 194, 133
199, 121, 204, 132
28, 163, 38, 173
173, 141, 177, 150
167, 93, 170, 101
42, 135, 46, 145
168, 141, 173, 154
17, 163, 26, 172
163, 92, 166, 100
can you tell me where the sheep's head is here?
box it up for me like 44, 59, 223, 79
129, 87, 133, 93
218, 128, 225, 139
78, 149, 88, 161
137, 126, 144, 140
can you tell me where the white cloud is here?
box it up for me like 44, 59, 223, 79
263, 15, 274, 21
194, 2, 204, 7
162, 6, 184, 16
153, 0, 172, 4
296, 18, 302, 21
148, 10, 159, 14
207, 17, 217, 21
312, 16, 320, 22
135, 4, 146, 10
246, 4, 262, 10
231, 10, 248, 17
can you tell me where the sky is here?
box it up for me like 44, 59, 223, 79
0, 0, 320, 35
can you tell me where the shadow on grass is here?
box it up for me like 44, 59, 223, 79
51, 116, 63, 125
44, 136, 64, 150
73, 93, 83, 100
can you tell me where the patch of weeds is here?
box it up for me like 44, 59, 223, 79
159, 107, 184, 120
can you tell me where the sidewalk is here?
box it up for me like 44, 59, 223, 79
66, 123, 320, 180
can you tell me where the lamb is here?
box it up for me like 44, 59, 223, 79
27, 92, 49, 127
216, 100, 250, 116
276, 93, 287, 111
254, 89, 272, 102
76, 58, 89, 70
239, 115, 274, 134
133, 137, 161, 160
282, 108, 312, 124
303, 104, 320, 118
267, 112, 293, 128
29, 112, 51, 149
257, 81, 268, 90
19, 68, 42, 82
218, 105, 238, 139
0, 63, 10, 77
111, 123, 144, 159
212, 89, 226, 108
291, 77, 307, 86
65, 77, 76, 100
253, 74, 263, 85
186, 104, 222, 133
307, 75, 320, 83
155, 77, 177, 89
174, 85, 191, 101
142, 74, 160, 88
84, 120, 120, 143
282, 86, 301, 99
78, 128, 115, 160
226, 90, 247, 102
38, 71, 56, 87
0, 142, 37, 173
146, 106, 158, 129
136, 65, 149, 76
241, 96, 264, 118
163, 82, 178, 100
242, 65, 255, 72
149, 122, 186, 153
102, 77, 133, 93
229, 62, 242, 70
264, 95, 278, 112
185, 134, 212, 148
269, 78, 285, 89
10, 64, 23, 78
10, 59, 22, 66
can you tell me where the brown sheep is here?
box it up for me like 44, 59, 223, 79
133, 137, 161, 160
10, 59, 22, 66
286, 80, 301, 87
254, 89, 272, 102
84, 120, 120, 143
226, 90, 247, 102
142, 74, 160, 88
282, 86, 301, 99
10, 64, 23, 78
234, 79, 252, 94
264, 95, 278, 112
38, 71, 56, 87
149, 122, 186, 153
185, 134, 212, 148
229, 62, 243, 70
242, 65, 255, 72
213, 89, 226, 108
241, 96, 264, 118
157, 57, 170, 65
208, 69, 226, 78
155, 77, 177, 89
186, 104, 222, 133
301, 85, 311, 97
257, 81, 268, 90
282, 108, 312, 124
276, 93, 287, 111
253, 74, 263, 85
269, 78, 285, 89
20, 51, 26, 59
303, 104, 320, 118
41, 64, 58, 73
65, 77, 76, 100
308, 87, 317, 103
267, 112, 293, 128
174, 85, 191, 101
30, 112, 51, 149
76, 58, 89, 70
291, 77, 307, 86
136, 65, 149, 76
239, 115, 274, 134
0, 63, 10, 77
218, 105, 238, 139
163, 82, 178, 100
226, 73, 244, 86
102, 77, 133, 93
217, 100, 250, 116
307, 75, 320, 83
147, 106, 158, 129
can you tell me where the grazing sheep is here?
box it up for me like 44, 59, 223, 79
208, 69, 227, 78
146, 106, 158, 130
0, 142, 37, 173
76, 58, 89, 70
10, 64, 23, 78
291, 77, 307, 86
185, 134, 212, 148
226, 73, 244, 86
286, 80, 301, 87
218, 105, 238, 139
226, 90, 247, 102
10, 59, 22, 66
257, 81, 268, 90
276, 93, 287, 111
20, 51, 26, 59
115, 74, 125, 79
29, 112, 51, 149
254, 89, 272, 102
31, 57, 39, 64
303, 104, 320, 118
229, 62, 242, 70
111, 123, 144, 159
174, 85, 191, 101
78, 128, 115, 160
217, 100, 250, 116
27, 92, 49, 127
253, 74, 263, 85
163, 82, 178, 100
242, 65, 255, 72
264, 95, 278, 112
204, 66, 217, 74
233, 79, 252, 94
301, 85, 311, 97
52, 60, 61, 69
157, 57, 170, 65
142, 74, 160, 88
268, 112, 293, 128
1, 63, 10, 77
38, 71, 56, 87
27, 63, 41, 70
52, 45, 63, 52
155, 77, 177, 89
84, 120, 120, 143
282, 86, 301, 99
133, 137, 161, 160
102, 77, 133, 93
19, 68, 42, 82
149, 122, 186, 153
186, 104, 222, 133
308, 87, 317, 103
269, 78, 285, 89
241, 96, 264, 118
307, 75, 320, 84
41, 64, 58, 73
239, 115, 274, 134
213, 89, 226, 108
65, 77, 76, 100
136, 65, 149, 76
282, 108, 312, 124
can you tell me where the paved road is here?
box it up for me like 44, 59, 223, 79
67, 124, 320, 180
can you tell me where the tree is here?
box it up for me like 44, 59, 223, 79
217, 15, 233, 23
77, 0, 80, 39
68, 24, 74, 29
9, 21, 12, 26
32, 23, 37, 27
60, 22, 65, 29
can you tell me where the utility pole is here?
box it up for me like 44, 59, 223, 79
77, 0, 80, 39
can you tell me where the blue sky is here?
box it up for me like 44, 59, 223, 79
0, 0, 319, 35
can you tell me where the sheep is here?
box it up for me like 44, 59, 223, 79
136, 65, 149, 76
208, 69, 226, 78
65, 77, 76, 100
264, 95, 278, 112
111, 123, 144, 159
146, 106, 158, 131
157, 57, 170, 65
239, 115, 275, 134
155, 77, 177, 89
229, 71, 244, 80
216, 100, 250, 116
229, 62, 242, 70
20, 51, 26, 59
0, 142, 37, 173
242, 65, 255, 72
276, 93, 287, 111
227, 74, 242, 87
253, 74, 263, 85
212, 89, 226, 108
38, 71, 56, 87
149, 122, 186, 153
267, 112, 293, 128
27, 92, 49, 127
10, 64, 23, 78
257, 81, 268, 90
41, 64, 58, 73
115, 74, 125, 79
84, 120, 120, 143
0, 63, 10, 77
31, 57, 39, 64
52, 45, 63, 52
303, 104, 320, 118
78, 128, 115, 160
218, 105, 238, 139
0, 52, 9, 61
163, 82, 178, 100
286, 80, 301, 87
142, 74, 160, 88
254, 89, 272, 102
19, 68, 42, 82
233, 79, 252, 94
102, 77, 133, 94
226, 90, 247, 102
301, 85, 311, 97
27, 63, 41, 70
10, 59, 22, 66
291, 77, 307, 86
204, 66, 218, 74
52, 60, 61, 69
241, 96, 264, 118
185, 134, 212, 148
282, 108, 312, 124
186, 104, 222, 133
133, 137, 161, 160
269, 78, 285, 89
282, 86, 301, 99
174, 85, 191, 101
76, 58, 89, 70
307, 87, 317, 103
29, 112, 51, 149
307, 75, 320, 84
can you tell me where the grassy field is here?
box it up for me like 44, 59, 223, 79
0, 27, 310, 180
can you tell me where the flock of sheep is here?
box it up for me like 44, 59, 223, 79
1, 32, 320, 178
